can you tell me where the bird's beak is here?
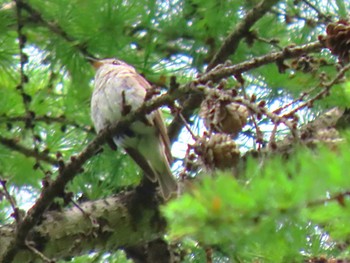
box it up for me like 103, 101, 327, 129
86, 57, 104, 69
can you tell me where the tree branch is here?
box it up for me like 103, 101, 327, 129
201, 42, 322, 83
0, 135, 57, 166
19, 1, 91, 57
168, 41, 323, 142
0, 191, 165, 262
0, 114, 94, 134
207, 0, 280, 71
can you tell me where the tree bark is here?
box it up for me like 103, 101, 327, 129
0, 189, 167, 262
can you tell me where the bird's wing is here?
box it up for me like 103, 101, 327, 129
153, 110, 173, 163
124, 146, 157, 182
133, 73, 173, 164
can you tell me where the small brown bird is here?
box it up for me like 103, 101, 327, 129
90, 58, 177, 199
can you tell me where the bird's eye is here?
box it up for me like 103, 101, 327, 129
112, 60, 120, 65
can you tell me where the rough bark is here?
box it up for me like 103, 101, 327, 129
0, 189, 167, 262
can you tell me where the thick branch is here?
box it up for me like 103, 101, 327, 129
202, 41, 322, 83
1, 131, 105, 261
0, 191, 165, 262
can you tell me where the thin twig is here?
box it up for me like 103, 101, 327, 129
0, 115, 94, 134
178, 113, 198, 140
268, 123, 278, 149
272, 91, 310, 114
0, 177, 22, 224
301, 0, 332, 23
255, 36, 283, 51
25, 240, 55, 263
0, 136, 57, 166
307, 191, 350, 207
282, 63, 350, 119
322, 63, 350, 88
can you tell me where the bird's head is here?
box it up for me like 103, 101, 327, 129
87, 57, 131, 70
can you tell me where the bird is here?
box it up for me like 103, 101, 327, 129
90, 58, 177, 199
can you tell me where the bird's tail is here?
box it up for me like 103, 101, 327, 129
124, 141, 177, 200
156, 163, 178, 200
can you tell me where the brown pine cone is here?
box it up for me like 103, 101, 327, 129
194, 133, 240, 171
200, 97, 249, 137
322, 20, 350, 64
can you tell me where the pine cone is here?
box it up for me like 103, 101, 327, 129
200, 97, 249, 137
194, 134, 240, 171
322, 20, 350, 64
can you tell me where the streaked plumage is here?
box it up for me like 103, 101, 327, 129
91, 58, 177, 199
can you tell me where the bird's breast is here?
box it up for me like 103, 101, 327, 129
91, 72, 147, 134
